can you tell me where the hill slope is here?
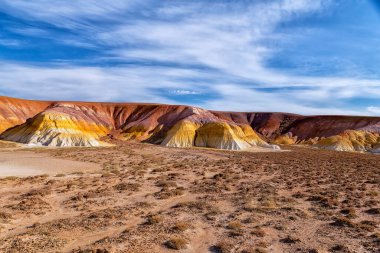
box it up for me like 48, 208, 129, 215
0, 96, 379, 152
0, 97, 272, 150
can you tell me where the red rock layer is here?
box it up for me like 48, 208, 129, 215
211, 111, 301, 138
284, 116, 380, 140
214, 111, 380, 141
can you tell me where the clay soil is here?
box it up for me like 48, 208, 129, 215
0, 141, 379, 253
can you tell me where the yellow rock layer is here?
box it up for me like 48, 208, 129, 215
161, 121, 199, 148
121, 125, 163, 142
314, 130, 380, 152
273, 134, 297, 145
0, 112, 110, 147
121, 125, 151, 141
162, 120, 274, 150
195, 122, 267, 150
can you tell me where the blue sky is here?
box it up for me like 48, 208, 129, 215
0, 0, 380, 115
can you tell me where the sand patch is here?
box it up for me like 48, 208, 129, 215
0, 151, 100, 177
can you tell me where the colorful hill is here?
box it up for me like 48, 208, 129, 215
1, 96, 380, 152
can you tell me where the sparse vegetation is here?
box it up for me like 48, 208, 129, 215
145, 214, 164, 225
226, 220, 243, 230
165, 237, 187, 250
172, 221, 191, 232
212, 241, 235, 253
0, 144, 378, 252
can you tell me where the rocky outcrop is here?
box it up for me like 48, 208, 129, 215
313, 130, 380, 152
162, 120, 271, 150
194, 122, 265, 150
273, 133, 297, 145
1, 110, 111, 147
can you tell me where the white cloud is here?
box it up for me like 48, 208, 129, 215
0, 0, 142, 29
0, 63, 196, 103
201, 84, 366, 116
170, 90, 200, 95
0, 39, 21, 47
367, 106, 380, 115
0, 62, 379, 116
0, 0, 379, 116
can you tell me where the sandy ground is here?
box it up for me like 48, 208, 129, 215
0, 150, 101, 177
0, 141, 378, 253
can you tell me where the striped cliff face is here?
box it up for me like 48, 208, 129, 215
215, 111, 380, 152
0, 97, 273, 150
1, 96, 380, 152
0, 110, 111, 147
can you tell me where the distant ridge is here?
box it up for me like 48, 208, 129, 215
0, 96, 379, 152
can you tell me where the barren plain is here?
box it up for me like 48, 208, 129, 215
0, 140, 379, 253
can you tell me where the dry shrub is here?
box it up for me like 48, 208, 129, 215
251, 227, 266, 237
155, 180, 177, 188
24, 187, 52, 197
212, 241, 235, 253
280, 235, 301, 244
146, 214, 163, 225
243, 199, 257, 212
358, 220, 377, 232
6, 197, 51, 215
365, 208, 380, 215
113, 182, 140, 192
173, 200, 212, 211
330, 217, 354, 227
0, 211, 12, 220
173, 221, 191, 232
330, 244, 350, 252
340, 208, 357, 219
227, 220, 242, 230
252, 248, 268, 253
74, 249, 110, 253
154, 187, 184, 199
260, 197, 277, 209
165, 237, 187, 250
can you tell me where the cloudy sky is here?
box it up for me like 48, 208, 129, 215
1, 0, 380, 115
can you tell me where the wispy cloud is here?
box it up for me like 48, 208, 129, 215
367, 106, 380, 115
170, 89, 201, 95
202, 84, 365, 115
0, 38, 22, 47
0, 63, 205, 103
0, 0, 379, 116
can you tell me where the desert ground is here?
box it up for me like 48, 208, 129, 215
0, 140, 379, 253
